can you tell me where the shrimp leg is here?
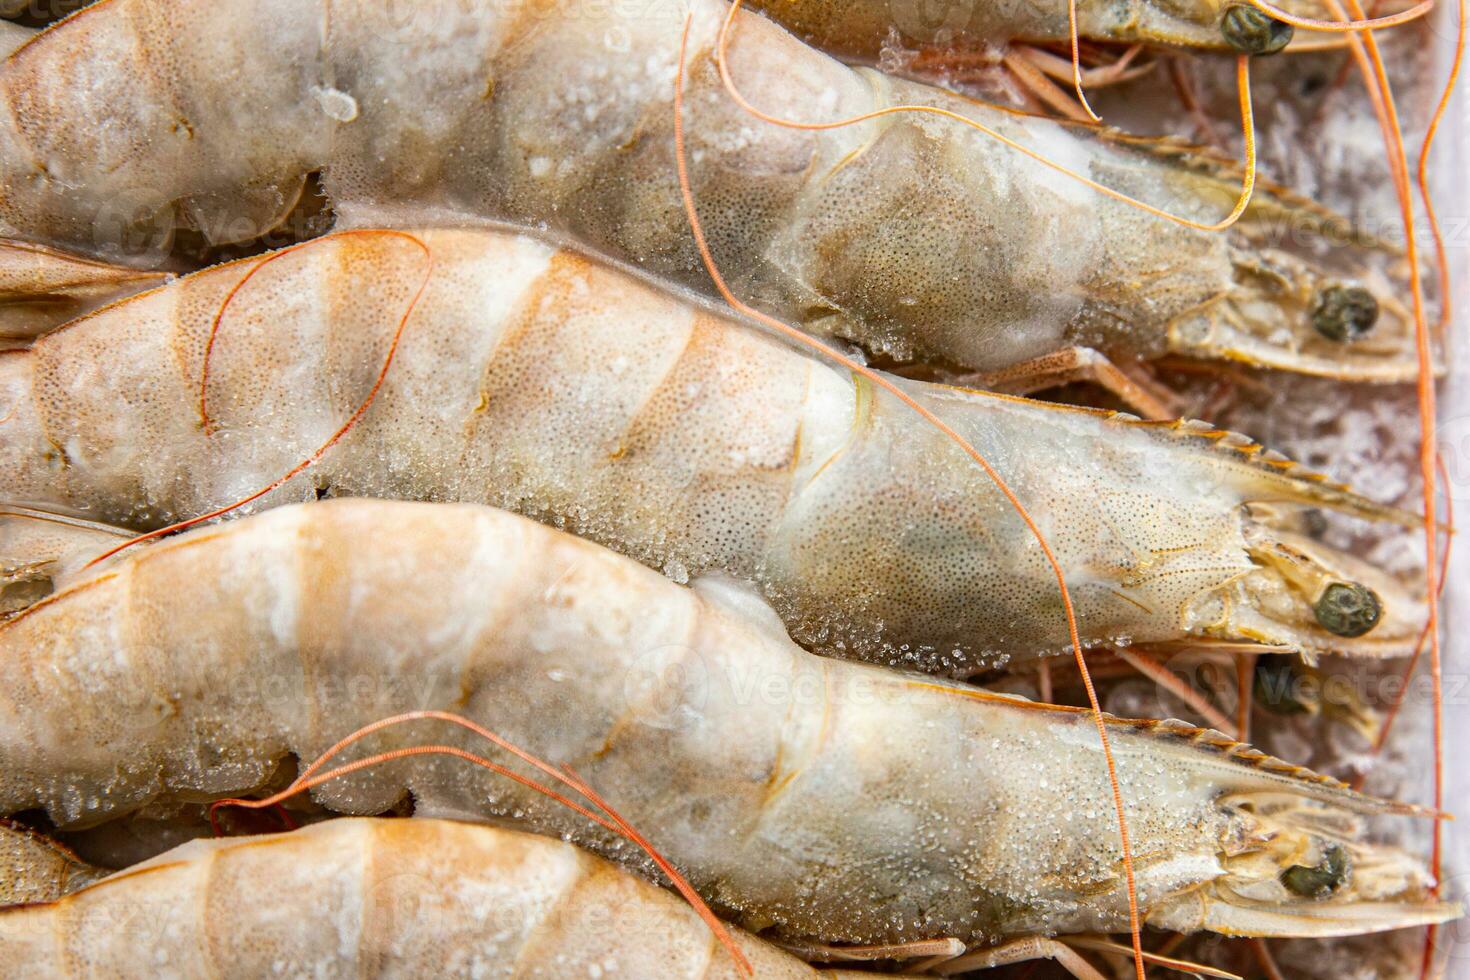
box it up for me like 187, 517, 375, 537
962, 346, 1181, 419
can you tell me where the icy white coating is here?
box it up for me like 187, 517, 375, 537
0, 0, 1418, 379
0, 228, 1426, 666
0, 499, 1454, 944
0, 818, 868, 979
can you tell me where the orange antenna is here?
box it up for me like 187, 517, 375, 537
1245, 0, 1433, 30
675, 14, 1148, 979
716, 0, 1256, 236
1066, 0, 1102, 120
81, 230, 434, 569
210, 710, 754, 978
1319, 2, 1448, 975
1235, 653, 1256, 743
1417, 0, 1465, 343
1249, 938, 1287, 980
1352, 452, 1453, 793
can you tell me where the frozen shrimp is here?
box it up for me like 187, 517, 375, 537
0, 240, 166, 341
0, 505, 129, 615
0, 0, 1419, 383
0, 818, 869, 979
0, 498, 1454, 944
742, 0, 1306, 55
0, 821, 106, 906
0, 227, 1425, 666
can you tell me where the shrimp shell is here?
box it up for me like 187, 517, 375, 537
0, 817, 869, 978
0, 0, 1417, 381
0, 227, 1425, 666
742, 0, 1323, 55
0, 240, 168, 341
0, 505, 131, 616
0, 821, 107, 906
0, 498, 1453, 942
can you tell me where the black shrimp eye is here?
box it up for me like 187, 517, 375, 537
1313, 582, 1383, 638
1281, 843, 1351, 898
1312, 285, 1380, 341
1221, 4, 1294, 55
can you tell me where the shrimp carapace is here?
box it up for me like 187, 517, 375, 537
740, 0, 1310, 55
0, 239, 167, 341
0, 820, 107, 907
0, 505, 130, 616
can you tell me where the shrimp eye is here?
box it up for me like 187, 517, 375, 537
1281, 843, 1351, 898
1312, 285, 1379, 341
1313, 582, 1382, 637
1221, 5, 1294, 55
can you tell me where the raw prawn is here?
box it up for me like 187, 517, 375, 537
0, 504, 129, 615
0, 0, 1420, 384
0, 820, 106, 906
0, 498, 1454, 944
0, 818, 869, 978
0, 240, 166, 341
0, 228, 1425, 667
743, 0, 1304, 55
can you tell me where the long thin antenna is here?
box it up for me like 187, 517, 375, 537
674, 14, 1147, 978
211, 710, 754, 977
719, 0, 1257, 235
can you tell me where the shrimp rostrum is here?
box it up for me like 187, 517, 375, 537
0, 0, 1418, 386
0, 818, 868, 979
0, 228, 1424, 668
0, 499, 1456, 947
